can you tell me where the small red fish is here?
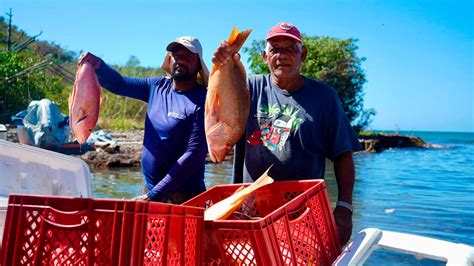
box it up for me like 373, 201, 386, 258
69, 61, 102, 144
204, 167, 273, 220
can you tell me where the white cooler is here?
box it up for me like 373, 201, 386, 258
0, 140, 92, 247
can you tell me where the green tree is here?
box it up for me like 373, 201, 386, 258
0, 51, 66, 122
243, 35, 375, 132
0, 15, 168, 130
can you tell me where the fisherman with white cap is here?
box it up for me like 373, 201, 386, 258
78, 36, 209, 204
162, 36, 209, 87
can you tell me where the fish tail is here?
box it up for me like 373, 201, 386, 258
251, 165, 274, 188
227, 27, 252, 53
227, 26, 240, 45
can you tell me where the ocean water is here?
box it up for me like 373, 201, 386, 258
91, 131, 474, 264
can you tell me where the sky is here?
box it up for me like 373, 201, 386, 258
2, 0, 473, 132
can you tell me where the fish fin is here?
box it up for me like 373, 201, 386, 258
70, 129, 76, 143
99, 87, 103, 108
210, 64, 218, 74
68, 86, 74, 114
205, 89, 220, 122
248, 165, 274, 189
227, 27, 252, 53
209, 27, 239, 74
69, 83, 77, 129
227, 26, 240, 45
210, 27, 252, 73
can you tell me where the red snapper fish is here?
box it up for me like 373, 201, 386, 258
69, 61, 102, 144
205, 26, 252, 163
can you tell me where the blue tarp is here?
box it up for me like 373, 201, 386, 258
86, 130, 116, 145
11, 99, 70, 149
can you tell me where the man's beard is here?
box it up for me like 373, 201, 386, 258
172, 68, 197, 82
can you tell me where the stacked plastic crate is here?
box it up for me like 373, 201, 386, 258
184, 180, 341, 265
1, 195, 204, 265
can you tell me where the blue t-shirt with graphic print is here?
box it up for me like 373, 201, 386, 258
95, 63, 208, 200
233, 74, 361, 183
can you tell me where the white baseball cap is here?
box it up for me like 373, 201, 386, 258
161, 36, 209, 86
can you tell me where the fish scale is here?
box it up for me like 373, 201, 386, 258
69, 61, 102, 144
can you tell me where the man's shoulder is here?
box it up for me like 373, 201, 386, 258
151, 76, 170, 86
303, 77, 339, 97
247, 74, 272, 92
304, 76, 331, 89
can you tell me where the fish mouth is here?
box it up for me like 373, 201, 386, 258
209, 149, 224, 163
208, 141, 233, 163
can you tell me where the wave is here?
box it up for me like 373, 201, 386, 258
423, 143, 450, 149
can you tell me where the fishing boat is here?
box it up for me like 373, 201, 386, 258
334, 228, 473, 265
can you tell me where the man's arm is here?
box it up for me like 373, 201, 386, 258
78, 51, 151, 102
333, 150, 355, 247
146, 108, 208, 200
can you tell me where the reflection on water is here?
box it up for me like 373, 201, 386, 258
91, 132, 474, 265
92, 160, 239, 199
92, 167, 142, 199
204, 160, 234, 187
92, 160, 339, 202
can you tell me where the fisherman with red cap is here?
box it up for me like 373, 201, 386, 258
213, 22, 361, 246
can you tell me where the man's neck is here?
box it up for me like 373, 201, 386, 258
271, 74, 304, 92
173, 79, 198, 92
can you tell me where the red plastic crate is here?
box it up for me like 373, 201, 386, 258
1, 194, 204, 265
183, 180, 341, 266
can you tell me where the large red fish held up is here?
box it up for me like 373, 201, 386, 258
205, 26, 252, 163
69, 61, 102, 144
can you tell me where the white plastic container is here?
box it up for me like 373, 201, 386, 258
0, 124, 6, 140
16, 125, 32, 144
0, 196, 7, 243
0, 139, 92, 198
334, 228, 474, 266
0, 139, 93, 246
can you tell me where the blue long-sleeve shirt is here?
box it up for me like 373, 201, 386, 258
95, 63, 208, 200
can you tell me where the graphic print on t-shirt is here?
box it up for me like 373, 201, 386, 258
248, 104, 304, 151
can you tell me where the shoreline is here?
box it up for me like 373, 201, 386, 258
5, 126, 428, 168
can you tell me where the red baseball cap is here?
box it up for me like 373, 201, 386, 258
266, 22, 302, 43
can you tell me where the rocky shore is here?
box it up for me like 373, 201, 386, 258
358, 133, 427, 153
4, 125, 429, 168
